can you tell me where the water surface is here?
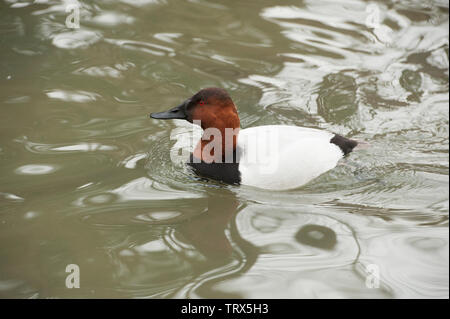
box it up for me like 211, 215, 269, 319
0, 0, 448, 298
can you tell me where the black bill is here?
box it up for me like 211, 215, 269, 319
150, 99, 189, 120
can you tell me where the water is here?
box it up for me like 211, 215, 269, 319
0, 0, 448, 298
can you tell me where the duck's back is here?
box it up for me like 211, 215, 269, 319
237, 125, 346, 190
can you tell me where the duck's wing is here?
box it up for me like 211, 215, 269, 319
237, 125, 344, 190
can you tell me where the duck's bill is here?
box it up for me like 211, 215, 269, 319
150, 102, 187, 120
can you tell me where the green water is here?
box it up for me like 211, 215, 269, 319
0, 0, 448, 298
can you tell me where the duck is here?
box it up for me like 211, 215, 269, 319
150, 88, 358, 190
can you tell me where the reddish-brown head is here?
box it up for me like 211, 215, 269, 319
187, 88, 240, 131
150, 88, 241, 162
151, 88, 240, 130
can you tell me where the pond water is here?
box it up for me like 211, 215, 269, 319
0, 0, 448, 298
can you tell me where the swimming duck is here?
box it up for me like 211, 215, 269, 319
150, 88, 358, 190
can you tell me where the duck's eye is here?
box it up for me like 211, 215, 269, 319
199, 100, 205, 105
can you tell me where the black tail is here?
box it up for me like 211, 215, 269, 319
330, 134, 358, 156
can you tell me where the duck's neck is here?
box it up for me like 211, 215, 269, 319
193, 127, 240, 163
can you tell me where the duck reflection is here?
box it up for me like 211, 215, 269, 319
167, 186, 258, 298
175, 188, 239, 261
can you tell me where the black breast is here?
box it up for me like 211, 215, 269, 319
187, 152, 241, 185
330, 134, 358, 155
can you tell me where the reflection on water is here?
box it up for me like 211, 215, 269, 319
295, 224, 337, 250
0, 0, 448, 298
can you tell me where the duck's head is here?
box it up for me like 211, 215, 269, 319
150, 88, 240, 131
